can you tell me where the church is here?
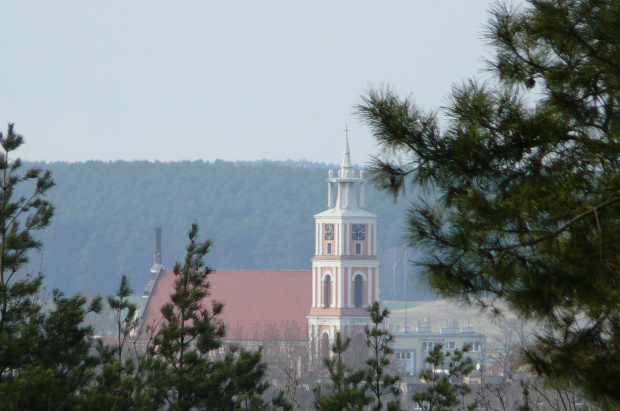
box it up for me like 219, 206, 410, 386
139, 138, 377, 360
138, 139, 487, 379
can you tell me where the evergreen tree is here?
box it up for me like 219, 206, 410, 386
313, 332, 371, 411
363, 302, 401, 411
314, 303, 402, 411
412, 343, 474, 411
518, 381, 533, 411
0, 124, 102, 410
107, 274, 139, 364
356, 0, 620, 406
80, 275, 141, 410
139, 222, 268, 410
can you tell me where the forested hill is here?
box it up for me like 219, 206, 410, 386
24, 160, 431, 300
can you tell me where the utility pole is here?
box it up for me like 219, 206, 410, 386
403, 247, 407, 332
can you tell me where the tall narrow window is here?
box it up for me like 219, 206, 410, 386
326, 243, 332, 255
324, 275, 331, 308
321, 333, 330, 359
354, 275, 363, 308
355, 243, 362, 255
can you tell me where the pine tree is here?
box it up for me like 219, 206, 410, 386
80, 275, 141, 411
313, 331, 371, 411
412, 343, 475, 411
363, 302, 401, 411
107, 274, 139, 364
0, 124, 103, 409
356, 0, 620, 406
314, 304, 402, 411
139, 222, 268, 410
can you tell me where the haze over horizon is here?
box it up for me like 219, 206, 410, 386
2, 1, 498, 164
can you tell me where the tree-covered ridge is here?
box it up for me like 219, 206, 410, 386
24, 159, 423, 297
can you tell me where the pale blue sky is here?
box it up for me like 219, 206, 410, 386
1, 1, 499, 164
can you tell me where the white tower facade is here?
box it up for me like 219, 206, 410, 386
307, 138, 379, 361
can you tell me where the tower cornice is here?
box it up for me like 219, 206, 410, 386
311, 256, 379, 263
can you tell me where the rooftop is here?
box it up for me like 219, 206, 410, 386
141, 268, 312, 341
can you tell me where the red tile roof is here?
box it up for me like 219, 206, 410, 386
140, 269, 312, 341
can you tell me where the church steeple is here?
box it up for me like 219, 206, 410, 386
328, 136, 365, 210
309, 136, 379, 362
143, 227, 164, 297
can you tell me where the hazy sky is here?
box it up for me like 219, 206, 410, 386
1, 1, 499, 165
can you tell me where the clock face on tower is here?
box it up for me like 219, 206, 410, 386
324, 224, 334, 240
352, 224, 365, 240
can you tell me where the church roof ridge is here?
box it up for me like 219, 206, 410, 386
157, 268, 311, 274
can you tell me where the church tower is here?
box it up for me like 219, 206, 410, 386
307, 137, 379, 361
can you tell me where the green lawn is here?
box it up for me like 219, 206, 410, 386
382, 301, 423, 311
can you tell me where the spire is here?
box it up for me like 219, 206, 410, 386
153, 227, 162, 265
144, 227, 164, 297
340, 136, 354, 179
333, 130, 361, 209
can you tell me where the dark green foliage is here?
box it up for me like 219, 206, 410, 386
0, 124, 103, 410
356, 0, 620, 406
518, 381, 532, 411
78, 275, 142, 410
314, 303, 402, 410
364, 302, 401, 411
313, 332, 371, 411
78, 348, 140, 411
449, 345, 476, 411
0, 291, 103, 410
271, 391, 294, 411
107, 274, 138, 363
0, 133, 273, 409
139, 222, 268, 410
412, 343, 474, 411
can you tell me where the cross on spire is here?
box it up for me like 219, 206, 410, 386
344, 124, 350, 139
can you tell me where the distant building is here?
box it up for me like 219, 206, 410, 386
138, 138, 487, 377
390, 318, 487, 379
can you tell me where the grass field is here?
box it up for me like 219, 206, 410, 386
383, 300, 426, 311
381, 299, 536, 346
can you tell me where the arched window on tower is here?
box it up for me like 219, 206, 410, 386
323, 275, 332, 308
354, 275, 363, 308
321, 333, 330, 359
348, 331, 368, 368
